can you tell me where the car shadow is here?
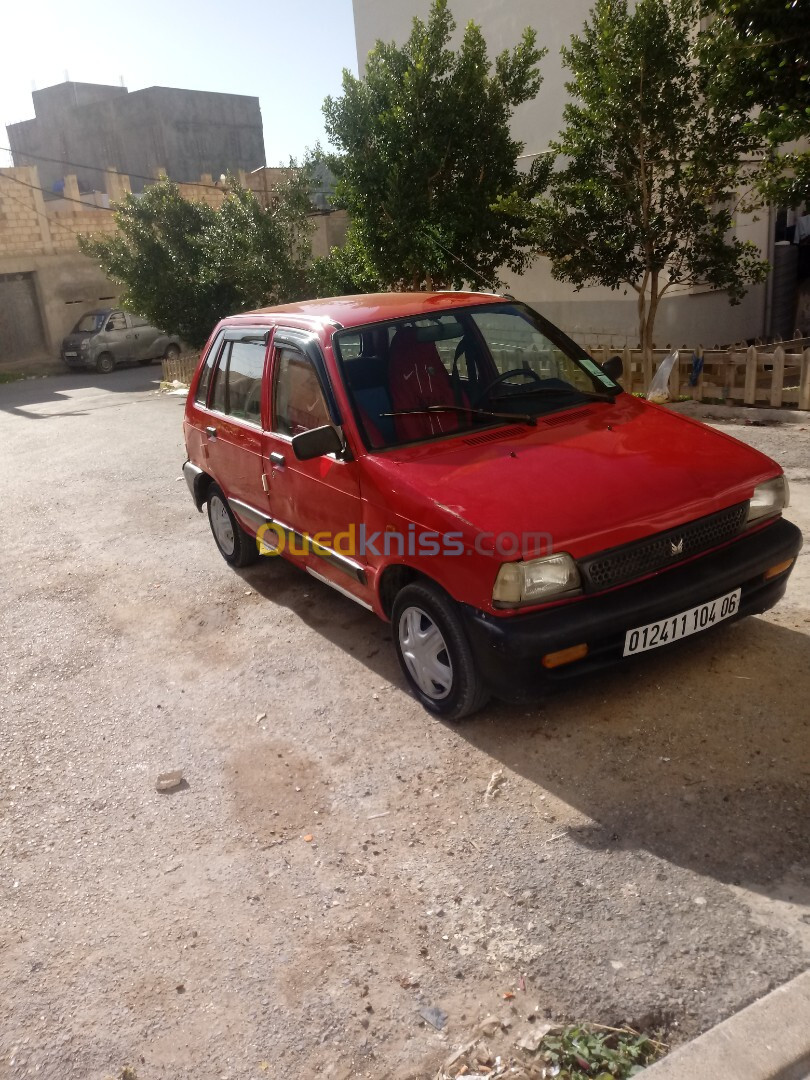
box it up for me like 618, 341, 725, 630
237, 554, 810, 904
0, 363, 162, 419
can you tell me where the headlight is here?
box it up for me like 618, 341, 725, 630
80, 339, 90, 350
493, 552, 581, 607
747, 476, 789, 524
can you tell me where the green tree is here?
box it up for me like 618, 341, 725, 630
322, 0, 546, 291
704, 0, 810, 204
503, 0, 769, 379
309, 232, 383, 297
79, 173, 314, 349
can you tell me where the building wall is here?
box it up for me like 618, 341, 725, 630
0, 165, 349, 370
351, 0, 771, 348
7, 81, 266, 194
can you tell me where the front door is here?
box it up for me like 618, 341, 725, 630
263, 333, 369, 606
103, 310, 132, 363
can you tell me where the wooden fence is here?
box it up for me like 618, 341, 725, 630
587, 341, 810, 411
161, 351, 199, 387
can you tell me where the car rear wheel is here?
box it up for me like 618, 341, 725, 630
206, 484, 259, 568
164, 344, 181, 361
392, 580, 489, 721
95, 352, 115, 374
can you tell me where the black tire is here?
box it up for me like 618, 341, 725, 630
206, 484, 259, 568
392, 579, 490, 721
164, 344, 181, 361
95, 352, 115, 374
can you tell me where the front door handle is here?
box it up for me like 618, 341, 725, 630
205, 426, 217, 440
269, 451, 285, 467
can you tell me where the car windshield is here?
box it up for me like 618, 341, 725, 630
333, 302, 620, 450
73, 313, 107, 333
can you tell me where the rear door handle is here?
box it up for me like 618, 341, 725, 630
205, 426, 217, 440
269, 451, 285, 467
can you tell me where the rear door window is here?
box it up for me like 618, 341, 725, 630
209, 339, 267, 425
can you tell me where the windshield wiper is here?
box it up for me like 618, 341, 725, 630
382, 404, 536, 426
493, 385, 616, 404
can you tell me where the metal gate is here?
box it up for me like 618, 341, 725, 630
0, 272, 47, 364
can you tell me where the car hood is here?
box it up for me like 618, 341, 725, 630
62, 331, 96, 348
361, 395, 782, 559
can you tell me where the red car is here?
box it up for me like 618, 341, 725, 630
183, 292, 800, 719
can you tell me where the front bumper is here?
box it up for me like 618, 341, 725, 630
62, 351, 91, 367
461, 517, 802, 702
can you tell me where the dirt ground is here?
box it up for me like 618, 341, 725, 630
1, 367, 809, 1080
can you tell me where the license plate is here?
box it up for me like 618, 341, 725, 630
64, 351, 77, 357
623, 588, 741, 656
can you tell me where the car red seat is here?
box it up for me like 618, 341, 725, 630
388, 328, 467, 442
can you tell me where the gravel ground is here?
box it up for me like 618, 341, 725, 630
1, 369, 808, 1080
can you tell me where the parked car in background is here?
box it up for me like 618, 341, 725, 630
61, 309, 181, 373
182, 292, 801, 720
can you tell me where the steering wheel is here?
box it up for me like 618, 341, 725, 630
472, 366, 544, 406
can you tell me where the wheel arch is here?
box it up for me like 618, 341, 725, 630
377, 563, 457, 621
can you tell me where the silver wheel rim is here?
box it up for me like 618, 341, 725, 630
210, 495, 235, 556
398, 605, 453, 700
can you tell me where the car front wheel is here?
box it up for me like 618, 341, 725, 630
95, 352, 115, 374
392, 580, 489, 721
206, 484, 259, 568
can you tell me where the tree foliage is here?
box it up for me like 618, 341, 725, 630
309, 232, 383, 297
322, 0, 546, 291
704, 0, 810, 204
503, 0, 769, 370
78, 174, 314, 348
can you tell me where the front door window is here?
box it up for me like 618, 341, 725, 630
272, 348, 331, 436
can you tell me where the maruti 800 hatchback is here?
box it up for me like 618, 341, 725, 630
182, 292, 801, 719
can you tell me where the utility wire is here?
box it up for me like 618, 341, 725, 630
0, 183, 85, 235
0, 168, 114, 211
0, 165, 334, 222
0, 145, 275, 192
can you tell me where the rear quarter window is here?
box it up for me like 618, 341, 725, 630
194, 331, 224, 406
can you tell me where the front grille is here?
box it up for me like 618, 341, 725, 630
579, 502, 749, 592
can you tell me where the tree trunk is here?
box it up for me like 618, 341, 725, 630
638, 272, 660, 391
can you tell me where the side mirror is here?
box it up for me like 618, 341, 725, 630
602, 354, 623, 382
106, 321, 115, 332
291, 424, 343, 461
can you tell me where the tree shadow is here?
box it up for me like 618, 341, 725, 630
237, 554, 810, 903
0, 363, 162, 420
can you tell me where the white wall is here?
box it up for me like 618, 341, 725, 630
351, 0, 770, 347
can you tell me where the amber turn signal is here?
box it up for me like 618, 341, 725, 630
542, 643, 589, 669
764, 558, 794, 580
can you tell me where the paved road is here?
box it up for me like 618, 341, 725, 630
1, 368, 809, 1080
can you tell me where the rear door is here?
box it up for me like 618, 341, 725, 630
130, 315, 161, 359
263, 329, 369, 605
198, 328, 273, 533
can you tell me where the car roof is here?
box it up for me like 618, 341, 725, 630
219, 291, 509, 332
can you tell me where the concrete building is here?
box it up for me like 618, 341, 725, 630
351, 0, 790, 349
7, 81, 266, 194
